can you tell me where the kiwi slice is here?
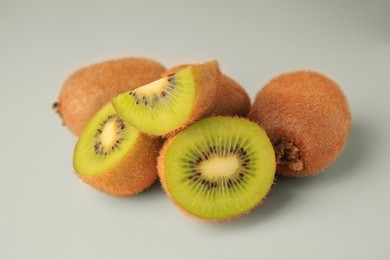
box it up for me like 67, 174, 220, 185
111, 61, 220, 136
73, 103, 162, 196
158, 117, 276, 221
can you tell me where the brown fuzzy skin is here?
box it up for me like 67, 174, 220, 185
77, 134, 163, 196
212, 75, 250, 117
248, 71, 351, 177
184, 62, 220, 129
55, 57, 166, 136
163, 63, 251, 117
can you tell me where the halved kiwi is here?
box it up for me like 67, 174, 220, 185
158, 117, 276, 221
73, 103, 163, 196
111, 61, 220, 136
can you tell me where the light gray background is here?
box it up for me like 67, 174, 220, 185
1, 0, 389, 259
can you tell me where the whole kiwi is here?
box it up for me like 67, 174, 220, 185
54, 57, 166, 136
248, 71, 351, 177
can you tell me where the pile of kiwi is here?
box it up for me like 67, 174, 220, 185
54, 57, 350, 221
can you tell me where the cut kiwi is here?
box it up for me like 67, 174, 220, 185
73, 103, 162, 196
248, 71, 351, 177
111, 61, 220, 136
158, 117, 276, 221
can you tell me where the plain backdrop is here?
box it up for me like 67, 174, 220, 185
1, 1, 389, 259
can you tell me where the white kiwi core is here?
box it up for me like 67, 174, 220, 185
100, 120, 119, 148
134, 78, 166, 95
200, 156, 239, 178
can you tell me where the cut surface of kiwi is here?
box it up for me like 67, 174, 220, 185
111, 61, 220, 136
158, 117, 276, 221
73, 103, 161, 196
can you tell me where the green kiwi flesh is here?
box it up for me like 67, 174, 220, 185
159, 117, 276, 220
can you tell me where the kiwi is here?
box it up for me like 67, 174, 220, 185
54, 57, 166, 136
248, 71, 351, 177
162, 63, 251, 117
158, 117, 276, 221
111, 61, 220, 136
73, 102, 163, 196
212, 75, 250, 117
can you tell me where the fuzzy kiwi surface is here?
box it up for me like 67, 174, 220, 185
54, 57, 166, 136
248, 71, 351, 177
162, 63, 251, 117
158, 116, 276, 221
73, 103, 163, 196
112, 61, 220, 136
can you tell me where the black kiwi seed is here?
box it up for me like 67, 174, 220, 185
167, 74, 175, 82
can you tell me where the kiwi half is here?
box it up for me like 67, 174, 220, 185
111, 61, 220, 136
248, 71, 351, 177
55, 57, 166, 136
73, 103, 162, 196
158, 117, 276, 221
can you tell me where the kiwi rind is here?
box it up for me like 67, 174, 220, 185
248, 70, 351, 177
158, 116, 276, 221
55, 57, 166, 136
212, 75, 250, 117
73, 103, 163, 196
